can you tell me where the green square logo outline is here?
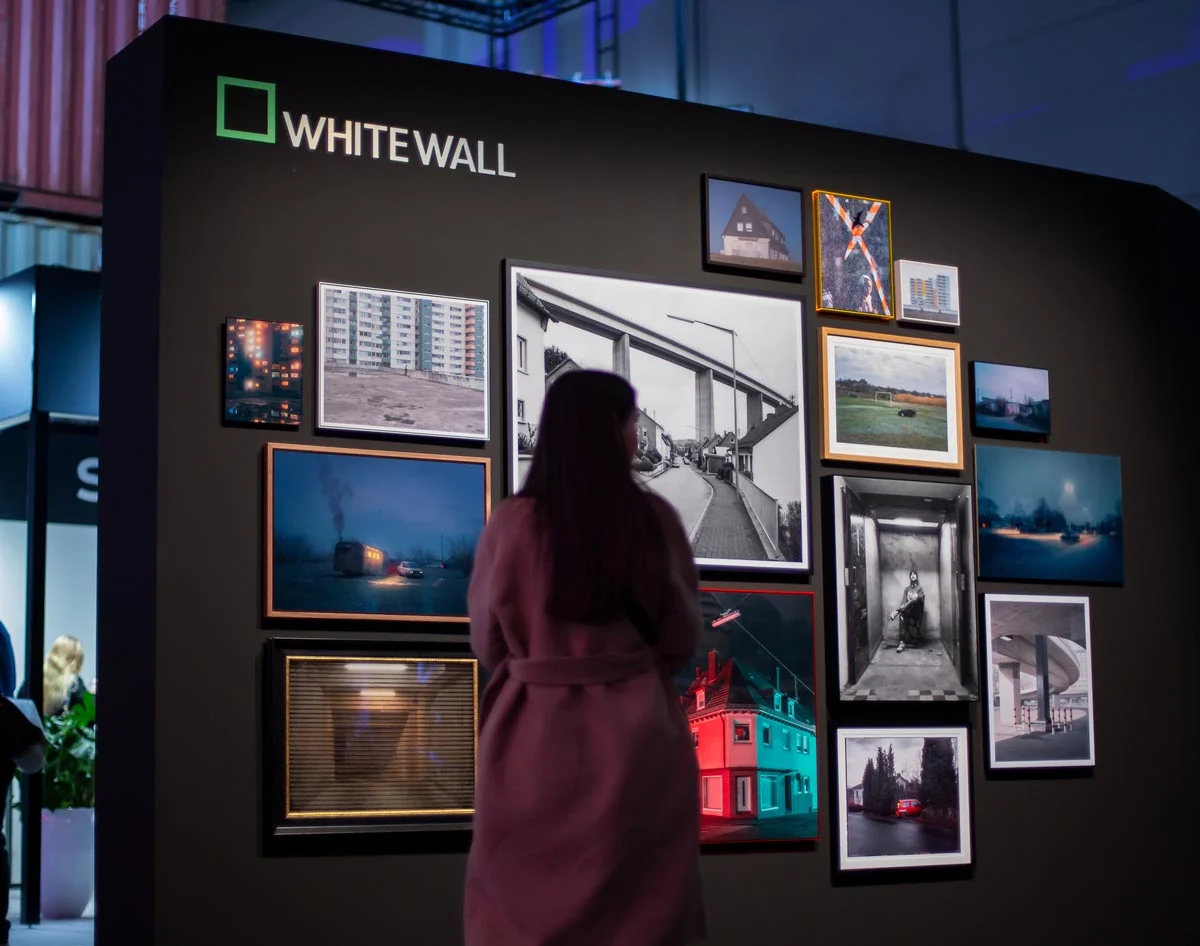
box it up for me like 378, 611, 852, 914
216, 76, 276, 143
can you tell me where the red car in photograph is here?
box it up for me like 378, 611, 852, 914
895, 798, 923, 818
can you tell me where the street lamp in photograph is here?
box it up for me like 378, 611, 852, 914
667, 314, 738, 485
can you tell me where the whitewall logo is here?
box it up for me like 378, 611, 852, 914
215, 75, 517, 178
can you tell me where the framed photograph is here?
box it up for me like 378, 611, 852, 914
819, 326, 963, 470
970, 362, 1051, 437
895, 260, 960, 327
703, 175, 805, 279
264, 637, 478, 843
829, 475, 978, 702
976, 445, 1123, 584
224, 318, 304, 428
316, 281, 489, 441
983, 594, 1095, 770
835, 726, 972, 872
508, 262, 811, 573
813, 190, 893, 319
264, 443, 490, 623
676, 588, 818, 845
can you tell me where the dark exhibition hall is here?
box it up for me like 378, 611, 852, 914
0, 1, 1196, 944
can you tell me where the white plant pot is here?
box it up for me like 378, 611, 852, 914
40, 807, 94, 920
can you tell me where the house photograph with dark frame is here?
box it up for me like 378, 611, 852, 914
983, 594, 1096, 770
836, 726, 972, 872
676, 588, 818, 844
830, 475, 978, 702
976, 444, 1123, 584
703, 176, 805, 278
316, 281, 489, 441
224, 318, 304, 427
265, 444, 489, 623
510, 264, 810, 573
971, 361, 1050, 436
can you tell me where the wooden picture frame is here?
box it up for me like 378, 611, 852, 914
264, 442, 491, 623
813, 190, 894, 320
819, 326, 963, 470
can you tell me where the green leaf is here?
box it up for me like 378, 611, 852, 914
39, 694, 97, 811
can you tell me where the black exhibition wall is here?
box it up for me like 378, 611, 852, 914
99, 16, 1197, 946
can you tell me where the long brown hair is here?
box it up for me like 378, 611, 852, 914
519, 370, 670, 625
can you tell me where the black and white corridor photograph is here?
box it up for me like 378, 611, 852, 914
830, 475, 978, 702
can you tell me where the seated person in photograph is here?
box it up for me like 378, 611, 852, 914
889, 568, 926, 653
464, 369, 706, 946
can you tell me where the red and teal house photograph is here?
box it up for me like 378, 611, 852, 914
677, 588, 818, 844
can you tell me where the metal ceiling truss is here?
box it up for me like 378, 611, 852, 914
341, 0, 595, 38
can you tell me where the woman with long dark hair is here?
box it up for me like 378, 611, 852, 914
464, 369, 705, 946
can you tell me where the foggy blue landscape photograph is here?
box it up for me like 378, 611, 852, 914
268, 446, 487, 620
976, 445, 1123, 584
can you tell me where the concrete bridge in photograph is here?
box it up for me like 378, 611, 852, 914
518, 274, 790, 439
990, 602, 1085, 732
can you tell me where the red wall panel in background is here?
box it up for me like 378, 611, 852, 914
1, 0, 226, 218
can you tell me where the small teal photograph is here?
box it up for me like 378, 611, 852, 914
705, 177, 805, 276
268, 447, 487, 620
976, 445, 1123, 584
972, 363, 1050, 436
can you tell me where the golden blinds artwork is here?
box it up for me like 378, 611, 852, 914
277, 646, 478, 827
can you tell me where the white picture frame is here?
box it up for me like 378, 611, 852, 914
983, 593, 1096, 770
894, 259, 961, 327
836, 725, 972, 872
507, 261, 811, 574
316, 280, 490, 442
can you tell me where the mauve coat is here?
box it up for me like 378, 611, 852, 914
464, 495, 706, 946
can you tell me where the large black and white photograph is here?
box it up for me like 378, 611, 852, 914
317, 281, 489, 441
836, 726, 972, 872
983, 594, 1096, 770
509, 264, 810, 573
830, 475, 978, 702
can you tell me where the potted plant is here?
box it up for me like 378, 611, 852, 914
40, 690, 95, 919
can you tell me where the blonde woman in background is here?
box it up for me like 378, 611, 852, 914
41, 635, 87, 718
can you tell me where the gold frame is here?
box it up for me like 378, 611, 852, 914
264, 442, 491, 623
812, 189, 895, 321
283, 654, 480, 820
819, 326, 964, 470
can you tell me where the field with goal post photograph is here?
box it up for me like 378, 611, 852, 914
820, 327, 963, 470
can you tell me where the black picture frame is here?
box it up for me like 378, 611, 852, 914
702, 174, 807, 281
263, 636, 479, 855
968, 360, 1051, 440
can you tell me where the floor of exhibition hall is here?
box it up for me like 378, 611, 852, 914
6, 892, 93, 946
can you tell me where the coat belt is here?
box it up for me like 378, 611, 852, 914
507, 649, 658, 687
